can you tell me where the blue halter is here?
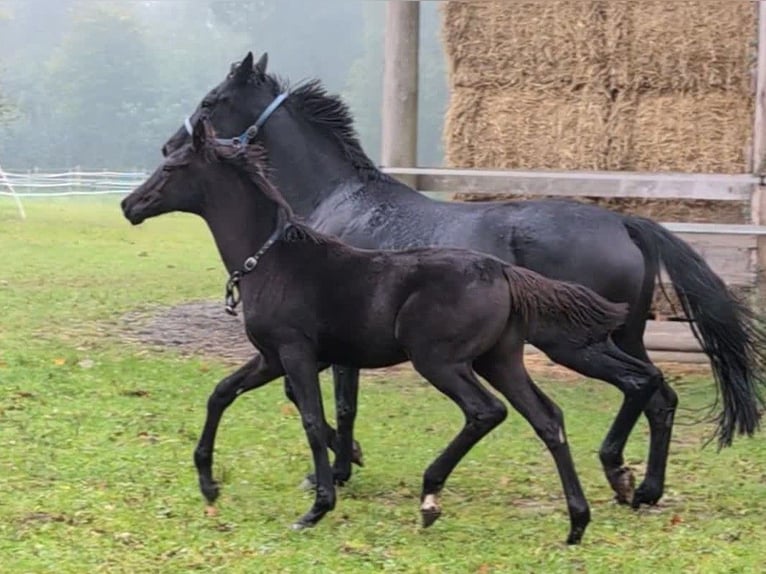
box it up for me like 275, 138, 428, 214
184, 92, 289, 145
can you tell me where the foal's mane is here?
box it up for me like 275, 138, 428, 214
209, 134, 338, 247
256, 73, 394, 184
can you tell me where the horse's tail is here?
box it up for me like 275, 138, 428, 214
503, 265, 629, 347
622, 215, 766, 448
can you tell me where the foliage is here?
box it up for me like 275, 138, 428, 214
1, 198, 765, 572
0, 0, 448, 171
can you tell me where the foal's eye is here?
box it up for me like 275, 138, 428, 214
162, 165, 174, 173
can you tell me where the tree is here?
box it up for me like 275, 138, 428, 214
45, 2, 162, 169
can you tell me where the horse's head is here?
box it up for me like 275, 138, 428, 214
123, 117, 216, 225
162, 51, 273, 157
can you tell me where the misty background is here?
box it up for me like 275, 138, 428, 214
0, 0, 447, 171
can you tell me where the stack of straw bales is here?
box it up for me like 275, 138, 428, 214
442, 0, 756, 174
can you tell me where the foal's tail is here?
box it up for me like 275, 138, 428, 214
622, 215, 766, 448
503, 265, 629, 346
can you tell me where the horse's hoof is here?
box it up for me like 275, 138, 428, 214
300, 472, 350, 490
420, 494, 442, 528
352, 440, 364, 467
200, 481, 220, 503
609, 466, 635, 505
631, 482, 662, 509
290, 521, 311, 531
566, 529, 585, 545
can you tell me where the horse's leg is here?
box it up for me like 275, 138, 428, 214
295, 365, 364, 489
279, 345, 335, 529
541, 337, 662, 505
475, 344, 590, 545
330, 364, 362, 482
612, 329, 678, 507
410, 359, 508, 528
194, 353, 284, 505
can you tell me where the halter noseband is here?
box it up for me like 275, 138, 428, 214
184, 92, 289, 146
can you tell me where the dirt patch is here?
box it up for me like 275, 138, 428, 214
119, 301, 710, 380
120, 301, 253, 364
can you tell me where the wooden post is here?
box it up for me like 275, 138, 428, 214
752, 0, 766, 308
381, 0, 419, 189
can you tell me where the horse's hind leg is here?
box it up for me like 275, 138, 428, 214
612, 329, 678, 507
541, 337, 662, 507
409, 358, 508, 528
474, 343, 590, 545
285, 366, 364, 488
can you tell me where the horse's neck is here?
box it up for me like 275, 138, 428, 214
262, 117, 369, 216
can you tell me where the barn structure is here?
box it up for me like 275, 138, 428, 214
379, 0, 766, 363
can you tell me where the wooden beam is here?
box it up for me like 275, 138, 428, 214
752, 0, 766, 174
381, 167, 756, 201
753, 2, 766, 310
381, 1, 419, 188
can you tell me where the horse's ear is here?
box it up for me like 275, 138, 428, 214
234, 51, 254, 83
192, 117, 207, 151
254, 52, 268, 76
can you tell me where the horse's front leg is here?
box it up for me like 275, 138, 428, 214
194, 353, 283, 506
280, 345, 336, 529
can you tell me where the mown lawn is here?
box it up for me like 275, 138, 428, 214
1, 199, 765, 573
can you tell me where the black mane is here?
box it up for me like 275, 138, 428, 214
259, 73, 394, 183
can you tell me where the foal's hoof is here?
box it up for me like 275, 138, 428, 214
290, 520, 313, 531
609, 466, 635, 505
420, 494, 442, 528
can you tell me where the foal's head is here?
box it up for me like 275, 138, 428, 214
122, 117, 292, 226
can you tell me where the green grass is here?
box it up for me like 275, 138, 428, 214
1, 199, 765, 573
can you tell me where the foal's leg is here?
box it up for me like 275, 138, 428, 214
194, 353, 284, 505
279, 345, 336, 529
475, 347, 590, 545
410, 359, 508, 528
612, 331, 678, 506
541, 337, 662, 506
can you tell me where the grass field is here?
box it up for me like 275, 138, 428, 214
1, 199, 765, 573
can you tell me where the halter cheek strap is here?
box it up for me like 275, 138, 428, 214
184, 92, 289, 146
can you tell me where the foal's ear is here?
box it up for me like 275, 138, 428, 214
254, 52, 268, 76
234, 51, 254, 83
192, 117, 207, 151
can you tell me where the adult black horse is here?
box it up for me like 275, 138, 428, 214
122, 117, 643, 542
162, 52, 766, 508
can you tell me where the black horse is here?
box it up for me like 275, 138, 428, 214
162, 52, 766, 508
122, 118, 644, 544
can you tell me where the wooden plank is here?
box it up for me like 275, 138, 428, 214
752, 0, 766, 174
380, 1, 419, 188
382, 167, 758, 201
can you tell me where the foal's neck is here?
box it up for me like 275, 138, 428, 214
202, 167, 283, 274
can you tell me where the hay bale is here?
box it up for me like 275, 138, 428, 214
442, 1, 607, 91
445, 87, 610, 170
604, 0, 756, 94
606, 92, 753, 172
442, 0, 756, 174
